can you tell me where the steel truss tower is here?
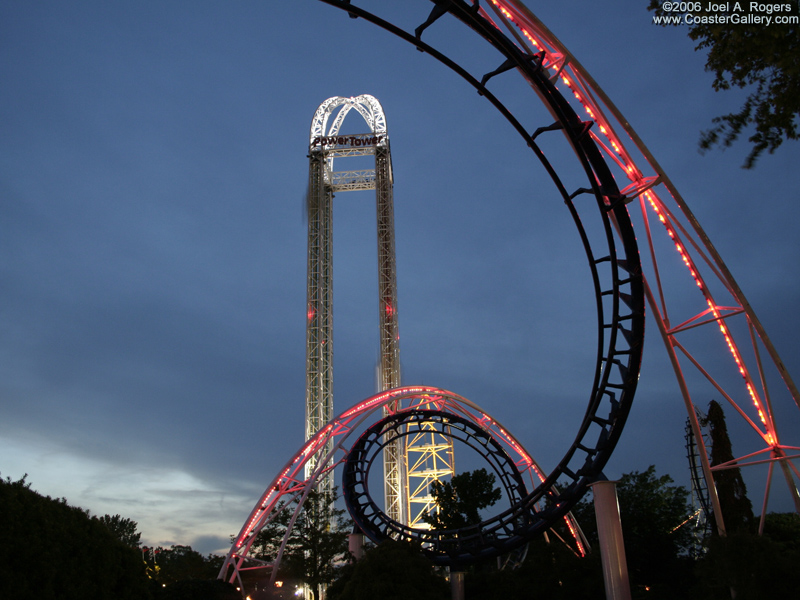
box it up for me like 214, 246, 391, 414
470, 0, 800, 527
305, 95, 454, 524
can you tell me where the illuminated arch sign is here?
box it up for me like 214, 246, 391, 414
310, 133, 386, 149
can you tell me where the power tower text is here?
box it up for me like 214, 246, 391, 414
310, 135, 385, 149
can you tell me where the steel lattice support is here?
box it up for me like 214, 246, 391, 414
376, 144, 399, 393
317, 0, 800, 532
374, 142, 407, 524
220, 386, 589, 586
305, 149, 334, 497
376, 145, 459, 525
405, 420, 457, 528
304, 95, 454, 526
475, 0, 800, 528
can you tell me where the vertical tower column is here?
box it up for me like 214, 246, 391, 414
375, 143, 405, 524
305, 149, 334, 497
376, 146, 400, 392
304, 95, 452, 528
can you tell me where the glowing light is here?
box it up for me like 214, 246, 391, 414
639, 188, 773, 437
225, 383, 589, 578
564, 515, 587, 557
492, 0, 781, 449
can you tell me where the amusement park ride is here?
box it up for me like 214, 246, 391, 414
305, 94, 464, 531
220, 0, 800, 596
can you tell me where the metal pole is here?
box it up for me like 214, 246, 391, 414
590, 478, 632, 600
348, 529, 365, 562
450, 570, 465, 600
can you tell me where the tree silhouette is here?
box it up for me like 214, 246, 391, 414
648, 0, 800, 167
327, 540, 449, 600
0, 474, 151, 599
572, 466, 694, 598
250, 488, 351, 596
97, 513, 142, 548
422, 468, 502, 530
706, 399, 754, 534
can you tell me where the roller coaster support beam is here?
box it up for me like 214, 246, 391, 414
591, 478, 632, 600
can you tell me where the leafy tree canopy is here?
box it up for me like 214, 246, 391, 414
248, 488, 351, 595
328, 540, 449, 600
705, 399, 754, 534
0, 474, 152, 600
649, 0, 800, 167
464, 536, 605, 600
144, 544, 220, 584
422, 468, 502, 530
698, 528, 800, 600
572, 466, 694, 597
98, 513, 142, 548
762, 511, 800, 551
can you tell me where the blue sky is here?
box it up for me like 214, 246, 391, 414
2, 1, 799, 554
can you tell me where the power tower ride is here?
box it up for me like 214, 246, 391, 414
223, 3, 797, 592
305, 95, 454, 524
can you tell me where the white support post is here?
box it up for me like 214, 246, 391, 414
450, 570, 465, 600
590, 479, 632, 600
348, 530, 365, 562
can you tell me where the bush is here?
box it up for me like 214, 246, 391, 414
0, 474, 152, 600
328, 540, 449, 600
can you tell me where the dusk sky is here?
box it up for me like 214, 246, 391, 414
2, 1, 799, 555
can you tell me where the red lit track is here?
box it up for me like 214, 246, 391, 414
315, 0, 800, 529
220, 387, 588, 584
222, 0, 799, 591
223, 0, 647, 586
480, 0, 800, 528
